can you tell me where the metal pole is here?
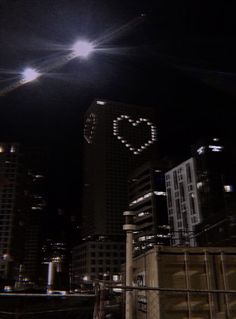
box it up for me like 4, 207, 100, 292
126, 230, 133, 319
123, 211, 136, 319
47, 262, 55, 291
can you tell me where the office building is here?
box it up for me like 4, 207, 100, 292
42, 239, 67, 290
18, 146, 48, 287
128, 161, 170, 255
72, 240, 125, 283
75, 99, 158, 281
0, 143, 48, 287
193, 137, 236, 246
165, 158, 201, 246
165, 137, 236, 247
82, 99, 158, 239
0, 143, 20, 283
132, 245, 236, 319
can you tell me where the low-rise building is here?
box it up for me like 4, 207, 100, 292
72, 239, 125, 285
132, 245, 236, 319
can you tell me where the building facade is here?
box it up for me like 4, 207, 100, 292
165, 158, 201, 246
72, 240, 125, 283
165, 137, 236, 247
16, 146, 48, 288
0, 143, 48, 287
0, 143, 20, 283
128, 161, 170, 256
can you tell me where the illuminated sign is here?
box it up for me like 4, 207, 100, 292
113, 115, 157, 155
197, 146, 205, 155
84, 113, 96, 144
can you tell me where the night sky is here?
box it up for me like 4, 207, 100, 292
0, 0, 236, 237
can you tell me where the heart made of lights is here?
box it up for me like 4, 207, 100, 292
84, 113, 96, 144
113, 115, 157, 155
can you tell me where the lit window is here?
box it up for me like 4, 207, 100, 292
208, 145, 223, 152
197, 182, 203, 189
0, 146, 4, 153
96, 100, 106, 105
129, 192, 152, 207
154, 191, 166, 196
10, 145, 15, 153
31, 206, 43, 210
224, 185, 234, 193
35, 174, 44, 178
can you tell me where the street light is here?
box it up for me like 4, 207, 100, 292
21, 67, 40, 83
71, 40, 94, 58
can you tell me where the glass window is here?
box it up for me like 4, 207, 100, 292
179, 183, 185, 202
167, 189, 172, 207
190, 194, 196, 215
176, 199, 181, 219
186, 163, 192, 183
173, 172, 178, 190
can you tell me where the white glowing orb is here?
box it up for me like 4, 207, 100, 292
72, 40, 94, 58
22, 68, 40, 83
113, 115, 157, 155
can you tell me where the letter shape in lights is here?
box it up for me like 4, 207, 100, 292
113, 115, 157, 155
84, 113, 97, 144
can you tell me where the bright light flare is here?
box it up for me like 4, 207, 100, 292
71, 40, 94, 58
22, 68, 40, 83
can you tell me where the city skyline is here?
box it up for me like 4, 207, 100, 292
0, 0, 236, 295
1, 0, 236, 224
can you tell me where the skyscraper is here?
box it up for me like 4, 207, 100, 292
193, 137, 236, 246
0, 143, 48, 287
73, 99, 158, 281
0, 143, 20, 283
82, 99, 158, 239
18, 146, 48, 287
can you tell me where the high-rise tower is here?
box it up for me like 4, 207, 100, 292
0, 143, 48, 287
82, 99, 158, 239
73, 99, 158, 281
0, 143, 20, 283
